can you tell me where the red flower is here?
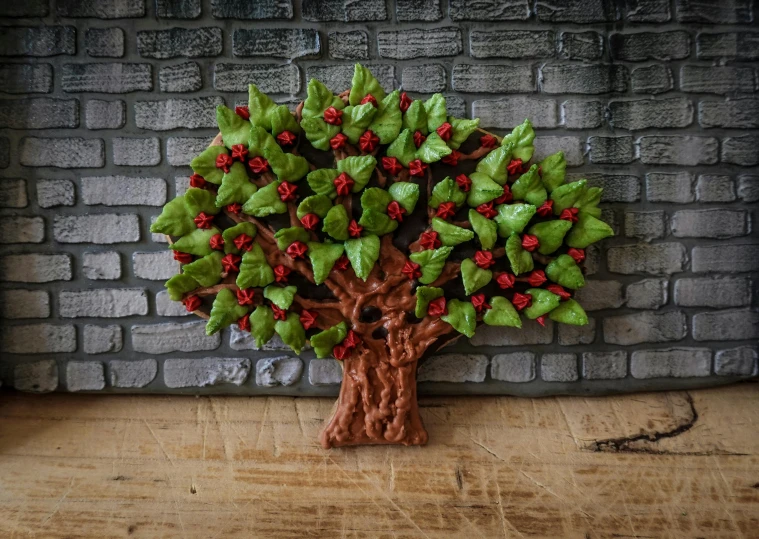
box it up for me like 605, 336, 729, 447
471, 293, 491, 313
347, 220, 363, 238
237, 314, 250, 331
274, 265, 291, 283
299, 310, 318, 330
360, 94, 378, 107
560, 207, 579, 223
194, 212, 214, 229
536, 315, 547, 327
216, 153, 233, 173
235, 106, 250, 120
436, 122, 453, 142
409, 159, 427, 177
277, 181, 298, 202
413, 130, 426, 148
276, 130, 297, 147
547, 284, 571, 300
286, 241, 308, 260
329, 132, 348, 150
233, 233, 254, 252
173, 251, 193, 264
248, 156, 269, 174
496, 272, 516, 289
399, 92, 412, 113
527, 270, 547, 287
474, 250, 495, 269
323, 106, 343, 125
455, 174, 472, 192
507, 158, 524, 177
494, 185, 513, 205
333, 255, 350, 272
222, 253, 241, 273
536, 200, 553, 217
333, 172, 354, 196
382, 156, 403, 175
436, 201, 457, 220
480, 134, 498, 148
568, 248, 585, 264
332, 343, 350, 360
189, 173, 206, 188
236, 288, 255, 306
183, 295, 202, 312
441, 150, 461, 166
300, 213, 320, 231
512, 292, 532, 311
271, 304, 287, 321
476, 202, 497, 219
427, 297, 447, 317
343, 329, 362, 349
358, 130, 380, 152
209, 233, 224, 250
402, 260, 422, 280
231, 144, 248, 161
387, 200, 405, 222
419, 231, 441, 250
226, 203, 242, 214
521, 234, 539, 252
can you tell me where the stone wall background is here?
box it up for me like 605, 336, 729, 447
0, 0, 757, 395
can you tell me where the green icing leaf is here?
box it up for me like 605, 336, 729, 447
361, 187, 392, 213
344, 235, 380, 281
409, 246, 452, 284
248, 125, 279, 157
337, 155, 376, 192
349, 64, 386, 106
467, 172, 504, 207
341, 103, 377, 144
301, 116, 341, 151
297, 195, 333, 219
386, 128, 417, 167
505, 233, 534, 276
461, 258, 492, 296
368, 90, 402, 144
182, 251, 223, 287
475, 142, 514, 185
151, 196, 194, 236
248, 84, 277, 131
388, 182, 419, 213
414, 286, 444, 318
551, 180, 587, 214
274, 227, 310, 251
502, 119, 535, 162
511, 165, 547, 206
527, 220, 572, 255
266, 150, 309, 183
429, 177, 466, 208
264, 285, 297, 310
540, 151, 566, 192
575, 186, 603, 219
549, 299, 588, 326
303, 78, 343, 119
249, 305, 276, 348
524, 288, 561, 319
171, 227, 219, 257
545, 254, 585, 290
270, 105, 300, 136
185, 188, 220, 216
402, 100, 428, 134
431, 217, 474, 246
242, 180, 287, 217
359, 208, 398, 235
310, 322, 348, 359
469, 209, 498, 250
307, 168, 340, 199
441, 299, 476, 338
165, 273, 199, 301
494, 203, 536, 237
417, 132, 452, 164
222, 222, 257, 254
216, 105, 251, 149
322, 204, 349, 240
216, 162, 258, 207
423, 94, 447, 132
307, 241, 345, 284
236, 244, 275, 289
483, 296, 521, 328
206, 288, 249, 335
448, 116, 480, 150
566, 214, 614, 249
275, 313, 306, 354
190, 145, 228, 185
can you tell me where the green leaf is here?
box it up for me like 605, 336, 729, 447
248, 84, 277, 130
236, 244, 275, 289
368, 90, 402, 144
248, 125, 279, 157
540, 151, 566, 192
310, 322, 348, 359
429, 177, 466, 208
566, 214, 614, 249
494, 203, 536, 237
150, 196, 194, 236
502, 119, 535, 162
307, 241, 345, 284
511, 165, 547, 206
431, 217, 474, 246
545, 254, 585, 290
358, 208, 398, 235
190, 145, 228, 185
461, 258, 492, 296
249, 305, 276, 348
360, 187, 392, 213
303, 78, 343, 119
349, 64, 386, 106
171, 227, 220, 257
423, 93, 447, 132
185, 187, 221, 216
301, 116, 341, 151
385, 128, 417, 167
264, 285, 297, 310
307, 168, 340, 199
401, 100, 427, 134
527, 220, 572, 255
270, 105, 300, 136
575, 186, 603, 219
216, 162, 258, 207
416, 132, 452, 164
469, 209, 498, 250
467, 172, 504, 207
274, 227, 310, 251
297, 195, 333, 219
505, 233, 534, 276
344, 235, 380, 281
165, 273, 199, 301
441, 299, 476, 338
448, 116, 481, 150
524, 288, 561, 320
222, 222, 257, 254
265, 150, 309, 183
475, 142, 514, 185
409, 246, 453, 284
322, 204, 349, 240
549, 299, 588, 326
414, 286, 444, 318
206, 288, 249, 335
551, 180, 587, 214
483, 296, 521, 328
216, 105, 251, 149
242, 180, 287, 217
388, 182, 419, 213
275, 313, 306, 354
341, 103, 377, 144
337, 155, 376, 192
182, 251, 223, 287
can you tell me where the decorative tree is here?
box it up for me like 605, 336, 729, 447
152, 64, 614, 448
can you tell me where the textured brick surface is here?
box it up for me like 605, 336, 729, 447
631, 348, 711, 379
610, 32, 690, 62
135, 97, 224, 130
0, 254, 72, 283
132, 322, 220, 354
83, 325, 123, 354
559, 32, 603, 60
110, 359, 158, 388
646, 172, 695, 203
491, 353, 535, 383
1, 324, 76, 354
138, 28, 222, 59
604, 311, 687, 346
85, 28, 124, 58
541, 65, 628, 95
60, 289, 149, 318
215, 64, 299, 93
402, 65, 447, 93
0, 64, 53, 93
20, 137, 104, 168
0, 26, 75, 57
675, 277, 751, 308
671, 209, 749, 239
696, 175, 736, 202
0, 290, 50, 319
13, 360, 58, 393
474, 98, 557, 129
626, 279, 668, 310
631, 65, 673, 94
328, 31, 368, 60
452, 64, 534, 94
62, 63, 152, 93
56, 0, 146, 18
302, 0, 385, 21
1, 179, 28, 207
418, 354, 488, 383
0, 98, 79, 129
540, 354, 578, 382
112, 140, 162, 167
233, 29, 319, 59
638, 136, 718, 166
714, 347, 757, 377
471, 30, 554, 59
211, 0, 293, 19
82, 251, 121, 280
54, 214, 140, 243
164, 357, 250, 388
582, 352, 627, 380
691, 243, 759, 274
159, 62, 202, 93
85, 100, 125, 130
692, 309, 759, 342
379, 28, 462, 60
66, 361, 106, 391
0, 216, 45, 244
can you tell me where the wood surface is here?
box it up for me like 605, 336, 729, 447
0, 383, 757, 538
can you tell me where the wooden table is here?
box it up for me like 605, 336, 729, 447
1, 383, 757, 538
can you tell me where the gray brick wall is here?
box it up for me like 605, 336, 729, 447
0, 0, 756, 395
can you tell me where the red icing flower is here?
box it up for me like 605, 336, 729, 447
236, 288, 255, 306
333, 343, 350, 361
419, 230, 441, 250
173, 251, 193, 264
402, 260, 422, 280
248, 156, 269, 174
276, 130, 297, 147
512, 292, 532, 311
387, 200, 405, 222
360, 94, 378, 107
209, 233, 224, 251
409, 159, 427, 177
471, 293, 491, 313
436, 122, 453, 142
216, 153, 233, 173
329, 132, 348, 150
427, 297, 447, 317
560, 207, 579, 223
521, 234, 539, 252
189, 173, 206, 189
231, 144, 248, 161
568, 248, 585, 264
237, 314, 250, 331
455, 174, 472, 192
277, 181, 298, 202
474, 250, 495, 269
194, 212, 214, 229
494, 185, 513, 205
333, 172, 354, 196
527, 270, 547, 287
222, 253, 241, 273
496, 272, 516, 289
382, 156, 403, 175
226, 203, 242, 214
536, 315, 547, 327
480, 134, 498, 148
273, 264, 291, 283
436, 201, 457, 220
536, 200, 553, 217
547, 284, 571, 300
299, 309, 318, 330
286, 241, 308, 260
300, 213, 320, 231
476, 202, 497, 219
441, 150, 461, 166
323, 106, 343, 125
235, 106, 250, 120
271, 304, 287, 321
399, 92, 412, 113
507, 158, 524, 176
359, 130, 380, 152
183, 295, 202, 312
343, 329, 362, 349
333, 255, 350, 272
233, 233, 254, 252
413, 130, 426, 148
347, 220, 363, 238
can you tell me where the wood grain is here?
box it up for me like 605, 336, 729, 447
0, 384, 757, 538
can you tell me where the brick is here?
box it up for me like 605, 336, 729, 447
133, 251, 178, 280
54, 214, 140, 244
174, 177, 191, 196
14, 360, 58, 393
157, 0, 202, 18
418, 354, 488, 383
604, 311, 686, 345
558, 318, 596, 345
675, 0, 753, 23
671, 209, 749, 239
692, 243, 759, 273
36, 180, 73, 210
60, 289, 148, 318
215, 64, 299, 93
697, 32, 759, 61
135, 97, 224, 131
625, 0, 671, 22
0, 26, 75, 57
228, 326, 310, 352
562, 100, 604, 129
541, 64, 628, 94
1, 324, 76, 354
137, 27, 221, 59
470, 321, 553, 346
610, 98, 693, 131
158, 62, 202, 93
233, 29, 319, 59
722, 134, 759, 167
0, 138, 8, 168
83, 325, 123, 354
211, 0, 292, 18
491, 353, 536, 383
402, 65, 446, 94
445, 97, 466, 116
473, 98, 557, 130
113, 139, 161, 167
638, 136, 718, 166
537, 0, 619, 22
579, 174, 641, 203
305, 65, 393, 94
0, 179, 28, 208
589, 136, 634, 164
624, 211, 666, 241
110, 359, 158, 388
675, 277, 750, 308
0, 98, 78, 129
600, 209, 620, 235
573, 280, 624, 311
693, 309, 759, 342
584, 245, 601, 276
450, 0, 529, 20
714, 347, 757, 376
696, 175, 735, 202
699, 99, 759, 129
133, 321, 220, 354
83, 176, 166, 206
471, 30, 554, 59
164, 357, 249, 388
608, 243, 687, 275
631, 65, 673, 94
559, 32, 603, 60
631, 348, 711, 379
452, 64, 534, 94
328, 31, 369, 60
0, 216, 44, 244
646, 172, 694, 203
378, 28, 461, 60
308, 359, 342, 385
533, 137, 584, 167
62, 63, 152, 93
256, 357, 303, 387
610, 31, 689, 61
85, 28, 124, 58
541, 354, 578, 382
0, 254, 72, 283
0, 0, 49, 16
0, 290, 50, 319
302, 0, 386, 21
397, 0, 442, 20
680, 66, 755, 95
156, 290, 191, 317
85, 100, 125, 130
582, 352, 627, 380
0, 64, 53, 93
83, 251, 121, 280
737, 175, 759, 202
166, 137, 213, 166
56, 0, 145, 17
626, 279, 668, 310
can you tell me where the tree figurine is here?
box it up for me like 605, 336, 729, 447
151, 64, 614, 448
